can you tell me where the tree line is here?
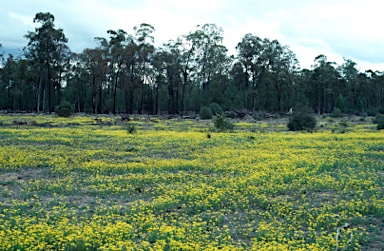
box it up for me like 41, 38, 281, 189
1, 12, 384, 116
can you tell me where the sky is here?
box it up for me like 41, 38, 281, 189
1, 0, 384, 71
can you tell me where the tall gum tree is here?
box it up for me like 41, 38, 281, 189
24, 12, 69, 113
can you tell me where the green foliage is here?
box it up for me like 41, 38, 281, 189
339, 118, 348, 127
253, 115, 262, 121
124, 123, 136, 134
366, 108, 378, 117
199, 106, 212, 119
375, 114, 384, 130
64, 240, 88, 251
55, 101, 73, 117
356, 96, 367, 113
330, 107, 343, 118
287, 109, 317, 131
212, 114, 234, 131
225, 111, 236, 119
2, 12, 384, 118
209, 103, 223, 115
335, 94, 348, 113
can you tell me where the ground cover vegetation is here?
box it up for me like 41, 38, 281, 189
0, 114, 383, 250
1, 12, 384, 117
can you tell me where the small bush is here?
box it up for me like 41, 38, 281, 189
125, 123, 136, 134
253, 115, 262, 121
366, 108, 378, 117
225, 111, 236, 119
209, 103, 223, 115
330, 107, 343, 118
199, 106, 212, 119
30, 120, 39, 126
359, 117, 366, 122
213, 114, 234, 132
287, 110, 316, 131
375, 114, 384, 130
339, 119, 348, 127
12, 121, 27, 126
55, 101, 73, 117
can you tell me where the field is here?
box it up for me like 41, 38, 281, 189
0, 114, 383, 251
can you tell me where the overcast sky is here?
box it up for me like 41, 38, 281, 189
1, 0, 383, 70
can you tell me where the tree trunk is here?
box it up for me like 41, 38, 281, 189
37, 77, 42, 113
129, 90, 134, 114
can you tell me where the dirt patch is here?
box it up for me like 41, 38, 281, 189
2, 167, 56, 181
0, 172, 23, 183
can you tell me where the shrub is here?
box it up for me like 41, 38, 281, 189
225, 111, 236, 119
30, 120, 39, 126
199, 106, 212, 119
209, 103, 223, 115
335, 94, 348, 113
55, 101, 73, 117
330, 107, 343, 118
366, 108, 378, 117
253, 115, 262, 121
339, 118, 348, 127
124, 123, 136, 134
287, 110, 316, 131
213, 114, 234, 131
375, 114, 384, 130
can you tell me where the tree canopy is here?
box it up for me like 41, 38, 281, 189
1, 12, 384, 116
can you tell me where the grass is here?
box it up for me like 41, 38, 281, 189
0, 114, 383, 250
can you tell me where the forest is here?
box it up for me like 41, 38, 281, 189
1, 12, 384, 116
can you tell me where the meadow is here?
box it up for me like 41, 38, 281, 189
0, 114, 383, 251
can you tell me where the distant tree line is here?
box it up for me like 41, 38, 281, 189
1, 12, 384, 116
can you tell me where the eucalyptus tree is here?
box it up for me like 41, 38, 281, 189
152, 39, 185, 114
64, 56, 87, 113
362, 70, 384, 110
0, 55, 17, 110
338, 58, 360, 110
134, 23, 156, 114
293, 68, 312, 108
112, 23, 156, 114
184, 24, 231, 111
261, 39, 299, 111
235, 34, 264, 109
81, 47, 109, 113
236, 35, 299, 111
106, 29, 130, 114
24, 12, 70, 113
311, 55, 340, 113
186, 24, 227, 89
0, 55, 37, 111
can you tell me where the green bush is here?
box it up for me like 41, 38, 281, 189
124, 123, 136, 134
287, 110, 316, 131
339, 118, 348, 127
330, 107, 343, 118
209, 103, 223, 115
375, 114, 384, 130
366, 108, 378, 117
225, 111, 237, 119
213, 114, 234, 131
335, 94, 348, 113
199, 106, 212, 119
55, 101, 73, 117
